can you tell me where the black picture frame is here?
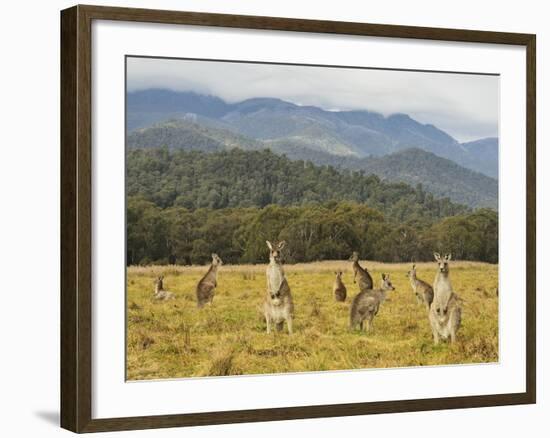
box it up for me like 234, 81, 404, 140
61, 4, 536, 433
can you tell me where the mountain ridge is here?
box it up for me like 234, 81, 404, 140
127, 118, 497, 209
127, 89, 498, 179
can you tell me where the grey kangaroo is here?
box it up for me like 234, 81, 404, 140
349, 251, 373, 291
406, 264, 434, 310
153, 275, 175, 301
429, 253, 462, 344
333, 271, 347, 302
349, 273, 395, 332
264, 241, 294, 334
196, 253, 223, 308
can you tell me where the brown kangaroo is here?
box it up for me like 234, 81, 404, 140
333, 271, 347, 302
406, 264, 434, 310
429, 253, 462, 344
349, 251, 373, 291
264, 241, 294, 334
153, 275, 175, 301
196, 253, 223, 308
349, 273, 395, 332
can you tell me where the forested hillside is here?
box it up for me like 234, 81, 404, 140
356, 148, 498, 209
128, 120, 498, 208
127, 148, 498, 265
126, 147, 468, 220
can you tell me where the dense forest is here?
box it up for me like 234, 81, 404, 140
354, 148, 497, 209
127, 148, 469, 221
127, 148, 498, 265
127, 118, 498, 208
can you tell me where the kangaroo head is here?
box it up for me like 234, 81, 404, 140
406, 264, 417, 278
334, 271, 344, 280
434, 253, 451, 274
349, 251, 359, 262
380, 273, 395, 291
266, 240, 286, 263
154, 275, 164, 290
211, 253, 223, 266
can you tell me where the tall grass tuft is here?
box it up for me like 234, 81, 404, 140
203, 348, 236, 376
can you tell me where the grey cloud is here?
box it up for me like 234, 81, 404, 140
127, 57, 499, 142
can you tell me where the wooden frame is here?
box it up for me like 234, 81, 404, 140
60, 4, 536, 433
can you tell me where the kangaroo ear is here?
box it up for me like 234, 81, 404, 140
278, 241, 286, 249
434, 252, 441, 261
340, 271, 343, 275
412, 264, 416, 269
381, 273, 386, 280
445, 253, 452, 261
266, 241, 273, 250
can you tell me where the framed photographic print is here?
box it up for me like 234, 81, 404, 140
60, 4, 536, 433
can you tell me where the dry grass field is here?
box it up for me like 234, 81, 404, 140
126, 260, 498, 380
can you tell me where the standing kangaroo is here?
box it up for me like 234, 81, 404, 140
196, 253, 223, 308
153, 275, 175, 301
429, 253, 462, 344
333, 271, 347, 302
406, 264, 434, 310
349, 251, 373, 291
349, 273, 395, 332
264, 240, 294, 334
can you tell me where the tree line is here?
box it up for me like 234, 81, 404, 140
127, 197, 498, 265
126, 147, 497, 265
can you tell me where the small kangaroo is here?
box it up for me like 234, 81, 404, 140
429, 253, 462, 344
333, 271, 347, 302
349, 273, 395, 332
196, 253, 223, 308
406, 264, 434, 310
349, 251, 373, 291
153, 275, 175, 301
264, 240, 294, 334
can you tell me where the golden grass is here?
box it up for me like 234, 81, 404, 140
126, 260, 498, 380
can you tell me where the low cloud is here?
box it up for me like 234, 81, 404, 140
127, 57, 499, 143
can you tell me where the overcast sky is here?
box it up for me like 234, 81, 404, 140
127, 57, 499, 142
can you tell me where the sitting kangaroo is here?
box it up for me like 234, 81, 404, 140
196, 253, 223, 308
429, 253, 462, 344
333, 271, 347, 302
349, 273, 395, 332
406, 264, 434, 310
153, 275, 175, 301
349, 251, 373, 291
264, 240, 294, 334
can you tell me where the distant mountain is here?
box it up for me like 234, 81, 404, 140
128, 119, 497, 209
126, 89, 229, 131
126, 89, 499, 179
456, 137, 499, 179
127, 119, 259, 153
355, 148, 498, 209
